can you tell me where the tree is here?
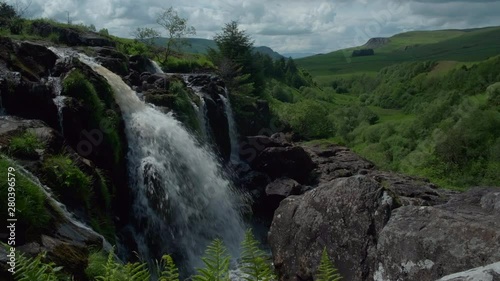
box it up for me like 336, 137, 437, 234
156, 7, 196, 64
213, 21, 253, 64
131, 27, 161, 58
211, 21, 266, 95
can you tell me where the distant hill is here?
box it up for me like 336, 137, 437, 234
252, 46, 283, 60
297, 26, 500, 84
152, 37, 283, 59
282, 52, 316, 59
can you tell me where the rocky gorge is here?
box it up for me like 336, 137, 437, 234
0, 23, 499, 281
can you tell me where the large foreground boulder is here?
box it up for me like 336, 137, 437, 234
269, 176, 397, 281
375, 188, 500, 281
269, 173, 499, 281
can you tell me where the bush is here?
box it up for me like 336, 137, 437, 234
271, 85, 293, 103
279, 100, 335, 139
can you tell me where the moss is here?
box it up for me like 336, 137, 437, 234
88, 170, 116, 243
41, 155, 92, 209
8, 131, 44, 159
0, 155, 51, 241
169, 81, 201, 133
62, 69, 123, 165
145, 81, 201, 133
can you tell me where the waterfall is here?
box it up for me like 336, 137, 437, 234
151, 60, 163, 74
78, 56, 246, 270
48, 76, 66, 134
219, 93, 240, 163
184, 79, 211, 141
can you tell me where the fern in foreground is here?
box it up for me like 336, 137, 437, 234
240, 229, 276, 281
158, 255, 180, 281
14, 252, 60, 281
193, 239, 230, 281
316, 248, 342, 281
96, 247, 150, 281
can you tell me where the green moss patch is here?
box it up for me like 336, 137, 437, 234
8, 131, 44, 159
0, 155, 51, 241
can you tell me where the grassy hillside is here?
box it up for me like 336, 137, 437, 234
298, 26, 500, 85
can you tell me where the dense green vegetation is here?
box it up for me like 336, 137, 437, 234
290, 56, 500, 190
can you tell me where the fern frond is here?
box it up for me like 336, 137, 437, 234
123, 262, 150, 281
316, 248, 342, 281
14, 252, 59, 281
96, 247, 120, 281
240, 229, 276, 281
193, 238, 231, 281
159, 255, 180, 281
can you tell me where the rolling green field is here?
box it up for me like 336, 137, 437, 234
298, 26, 500, 85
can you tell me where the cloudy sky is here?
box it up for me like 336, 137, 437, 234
10, 0, 500, 54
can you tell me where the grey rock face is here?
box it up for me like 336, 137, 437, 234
436, 262, 500, 281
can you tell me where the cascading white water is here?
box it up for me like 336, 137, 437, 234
48, 76, 66, 134
78, 56, 246, 270
185, 79, 211, 141
219, 94, 240, 163
151, 60, 163, 74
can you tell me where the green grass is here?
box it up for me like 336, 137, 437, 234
298, 26, 500, 85
0, 155, 51, 240
368, 106, 415, 123
8, 131, 44, 158
41, 155, 92, 208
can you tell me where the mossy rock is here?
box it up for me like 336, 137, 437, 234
43, 236, 89, 279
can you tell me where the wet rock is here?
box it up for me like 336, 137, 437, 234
239, 135, 291, 163
251, 146, 314, 184
205, 95, 231, 160
31, 21, 115, 47
129, 55, 158, 74
305, 144, 375, 184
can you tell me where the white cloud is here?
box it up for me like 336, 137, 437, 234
7, 0, 500, 54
